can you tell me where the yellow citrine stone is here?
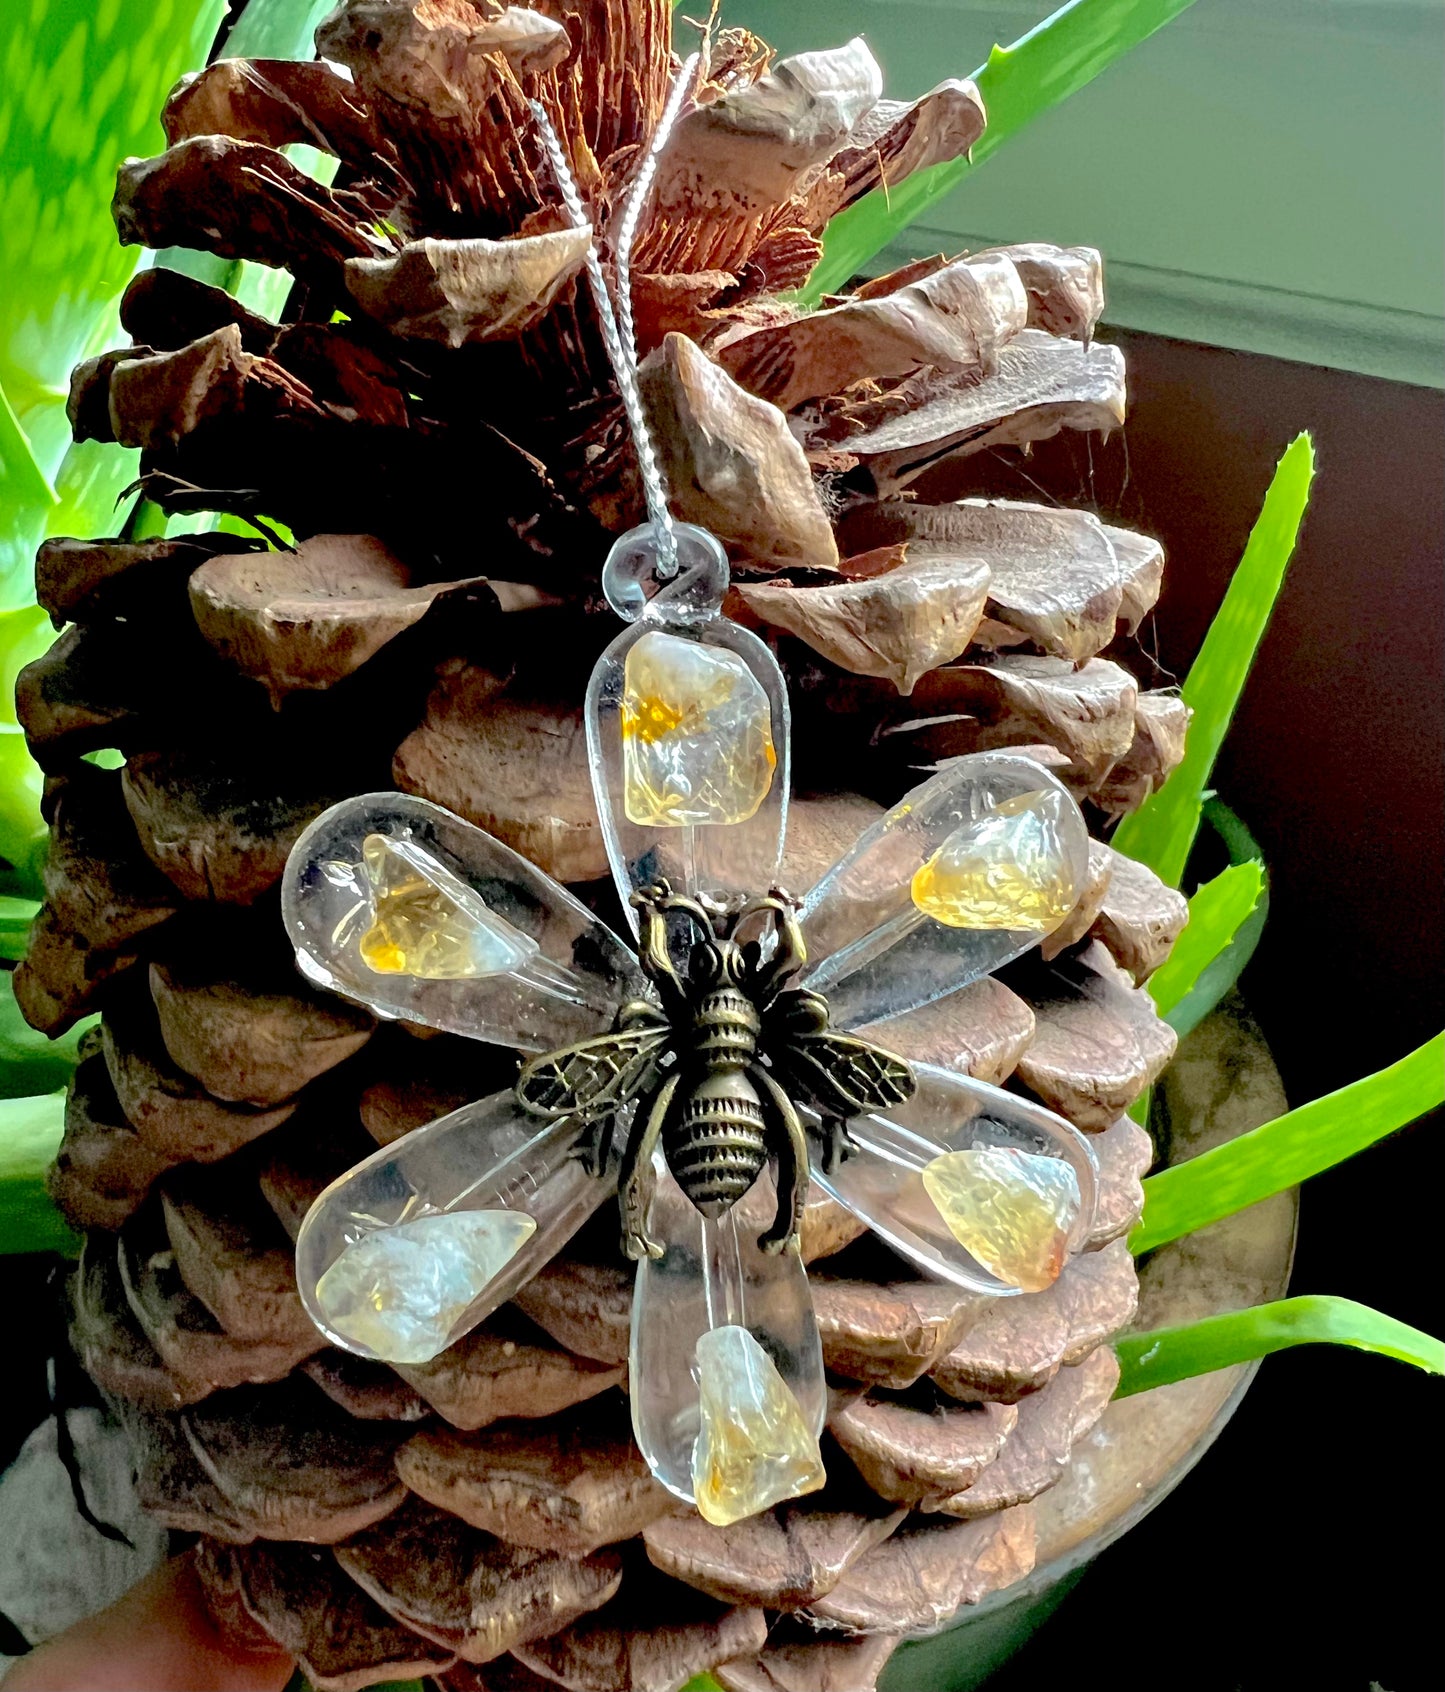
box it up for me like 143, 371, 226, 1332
621, 630, 776, 827
921, 1146, 1081, 1293
314, 1210, 537, 1364
911, 789, 1077, 932
692, 1324, 826, 1526
356, 833, 537, 979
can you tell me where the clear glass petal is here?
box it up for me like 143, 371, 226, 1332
587, 618, 791, 926
809, 1060, 1098, 1296
295, 1090, 618, 1363
629, 1160, 825, 1513
797, 754, 1090, 1030
282, 792, 644, 1050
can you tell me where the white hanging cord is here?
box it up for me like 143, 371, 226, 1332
613, 52, 699, 390
529, 55, 697, 580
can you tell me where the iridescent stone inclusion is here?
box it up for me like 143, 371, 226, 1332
921, 1146, 1080, 1293
314, 1210, 537, 1363
621, 630, 776, 827
911, 789, 1077, 931
692, 1324, 825, 1525
357, 833, 538, 979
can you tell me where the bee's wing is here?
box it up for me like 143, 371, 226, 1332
295, 1090, 619, 1364
628, 1158, 826, 1511
516, 1025, 670, 1119
797, 754, 1090, 1032
771, 1030, 916, 1118
809, 1060, 1097, 1295
283, 793, 645, 1051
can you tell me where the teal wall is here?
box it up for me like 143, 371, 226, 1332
725, 0, 1445, 387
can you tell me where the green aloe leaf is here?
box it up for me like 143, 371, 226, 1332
0, 604, 57, 718
48, 436, 143, 547
0, 387, 56, 512
1115, 1296, 1445, 1397
0, 602, 57, 895
0, 1088, 77, 1255
0, 898, 38, 963
1149, 859, 1265, 1035
0, 0, 229, 490
1186, 796, 1271, 1014
223, 0, 338, 57
0, 974, 92, 1099
1113, 434, 1315, 887
284, 1679, 425, 1692
1132, 1032, 1445, 1255
0, 386, 58, 595
803, 0, 1203, 303
0, 726, 47, 895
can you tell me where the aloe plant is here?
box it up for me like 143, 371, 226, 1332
1116, 1297, 1445, 1397
0, 1090, 75, 1257
1132, 1033, 1445, 1257
1103, 439, 1441, 1385
1148, 858, 1264, 1032
802, 0, 1204, 303
1113, 433, 1316, 886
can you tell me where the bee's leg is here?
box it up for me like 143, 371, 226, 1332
572, 1111, 616, 1180
618, 1074, 678, 1262
618, 999, 667, 1032
593, 1114, 616, 1175
821, 1116, 856, 1175
750, 1064, 809, 1255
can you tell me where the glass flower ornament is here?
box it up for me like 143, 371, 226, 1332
281, 522, 1099, 1528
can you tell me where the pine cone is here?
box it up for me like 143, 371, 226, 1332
18, 5, 1191, 1687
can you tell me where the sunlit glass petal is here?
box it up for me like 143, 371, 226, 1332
296, 1092, 618, 1364
283, 792, 642, 1050
809, 1061, 1097, 1295
629, 1157, 825, 1522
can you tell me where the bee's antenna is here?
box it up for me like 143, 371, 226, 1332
653, 890, 719, 939
733, 890, 808, 1000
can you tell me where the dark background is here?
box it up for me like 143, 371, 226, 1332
954, 330, 1444, 1692
3, 334, 1440, 1686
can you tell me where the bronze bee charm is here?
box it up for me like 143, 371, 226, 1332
515, 882, 916, 1261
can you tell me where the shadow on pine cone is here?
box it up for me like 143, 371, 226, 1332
15, 3, 1192, 1686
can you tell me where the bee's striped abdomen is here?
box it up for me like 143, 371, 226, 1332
667, 1070, 769, 1215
